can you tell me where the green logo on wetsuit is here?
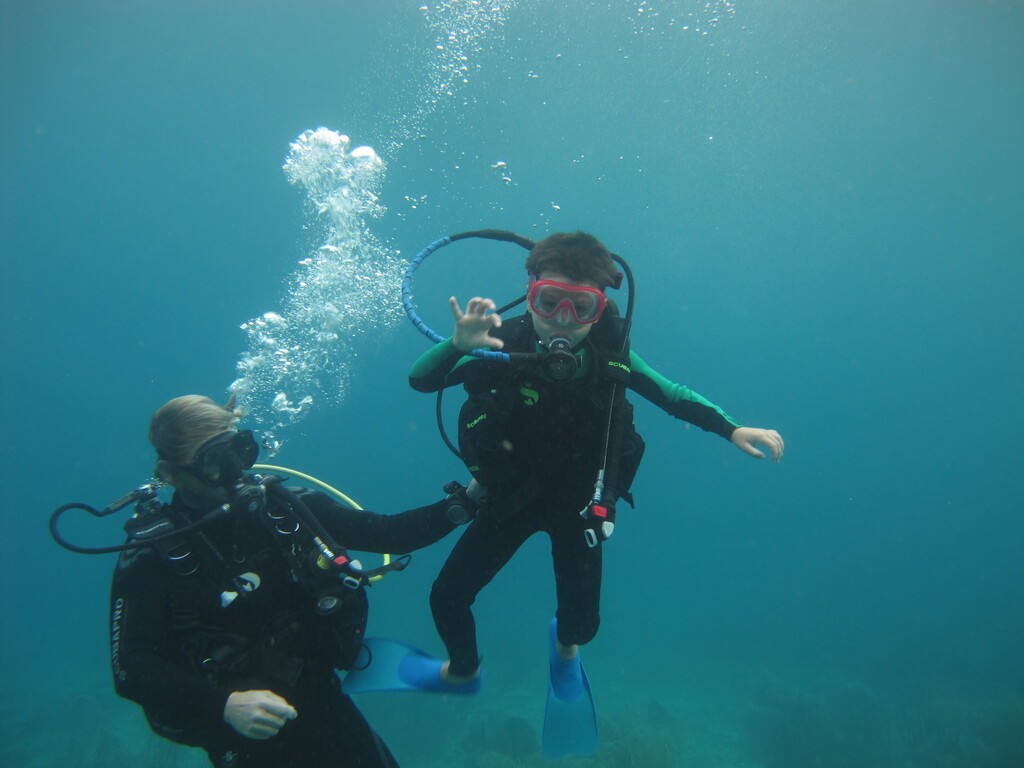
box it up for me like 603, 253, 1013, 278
465, 413, 488, 429
520, 386, 539, 406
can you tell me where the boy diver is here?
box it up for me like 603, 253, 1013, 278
405, 231, 784, 755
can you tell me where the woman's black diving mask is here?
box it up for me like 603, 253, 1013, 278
184, 430, 259, 486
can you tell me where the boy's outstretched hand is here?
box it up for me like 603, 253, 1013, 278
731, 427, 785, 463
451, 296, 504, 353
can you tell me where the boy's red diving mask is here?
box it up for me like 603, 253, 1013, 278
527, 277, 607, 326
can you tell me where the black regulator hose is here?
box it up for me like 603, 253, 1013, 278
49, 500, 230, 555
49, 502, 125, 555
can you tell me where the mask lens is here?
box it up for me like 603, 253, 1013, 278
189, 430, 259, 485
230, 430, 259, 470
529, 280, 605, 324
570, 293, 600, 321
535, 287, 563, 315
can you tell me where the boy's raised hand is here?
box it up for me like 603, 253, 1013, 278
730, 427, 785, 463
451, 296, 505, 353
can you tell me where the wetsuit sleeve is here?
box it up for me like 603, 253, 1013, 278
627, 350, 740, 439
409, 339, 475, 392
302, 491, 459, 554
110, 549, 234, 748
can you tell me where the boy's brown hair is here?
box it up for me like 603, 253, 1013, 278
525, 231, 618, 290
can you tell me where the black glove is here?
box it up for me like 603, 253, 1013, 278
443, 481, 479, 525
581, 501, 616, 548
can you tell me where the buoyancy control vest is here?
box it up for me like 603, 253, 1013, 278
457, 304, 645, 515
120, 488, 370, 682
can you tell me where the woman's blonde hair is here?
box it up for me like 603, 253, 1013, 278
149, 394, 242, 469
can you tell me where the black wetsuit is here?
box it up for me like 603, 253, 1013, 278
110, 488, 457, 768
409, 314, 739, 675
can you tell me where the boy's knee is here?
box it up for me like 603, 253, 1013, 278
430, 579, 465, 613
429, 580, 447, 610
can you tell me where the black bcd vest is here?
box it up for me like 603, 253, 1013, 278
456, 306, 645, 512
122, 492, 370, 681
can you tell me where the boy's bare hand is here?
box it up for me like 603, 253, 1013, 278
731, 427, 785, 462
451, 296, 504, 353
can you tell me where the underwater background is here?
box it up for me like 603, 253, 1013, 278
2, 1, 1022, 766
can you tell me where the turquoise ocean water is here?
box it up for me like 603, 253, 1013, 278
2, 1, 1022, 766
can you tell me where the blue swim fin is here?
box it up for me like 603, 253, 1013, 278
542, 619, 598, 758
341, 637, 482, 695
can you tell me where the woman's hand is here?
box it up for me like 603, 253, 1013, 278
224, 690, 298, 739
